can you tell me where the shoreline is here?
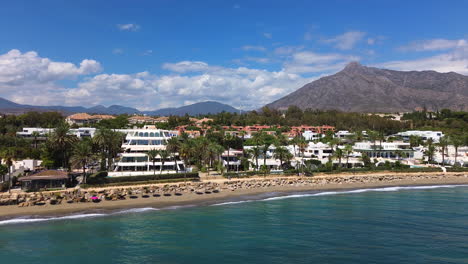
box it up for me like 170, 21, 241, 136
1, 172, 468, 220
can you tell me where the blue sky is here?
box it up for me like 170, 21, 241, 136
0, 0, 467, 110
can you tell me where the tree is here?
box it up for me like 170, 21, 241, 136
93, 129, 124, 171
248, 146, 261, 171
424, 138, 436, 163
147, 149, 160, 176
297, 137, 308, 173
48, 122, 78, 169
179, 142, 193, 179
166, 137, 181, 173
367, 130, 379, 150
223, 134, 236, 172
273, 146, 291, 169
31, 131, 40, 149
344, 144, 353, 168
334, 147, 344, 170
158, 149, 169, 174
70, 140, 95, 184
0, 164, 7, 183
437, 137, 449, 165
450, 135, 463, 166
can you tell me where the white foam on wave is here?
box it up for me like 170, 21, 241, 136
213, 184, 468, 205
211, 200, 256, 206
0, 213, 106, 226
112, 207, 158, 214
0, 207, 159, 226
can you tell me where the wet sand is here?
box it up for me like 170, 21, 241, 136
1, 172, 467, 219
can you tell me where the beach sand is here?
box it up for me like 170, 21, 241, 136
1, 172, 467, 219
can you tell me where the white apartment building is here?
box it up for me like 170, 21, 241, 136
302, 131, 322, 141
108, 128, 185, 177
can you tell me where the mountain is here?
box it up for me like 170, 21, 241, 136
266, 62, 468, 112
0, 98, 239, 116
144, 101, 240, 116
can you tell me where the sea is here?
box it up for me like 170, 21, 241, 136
1, 185, 468, 263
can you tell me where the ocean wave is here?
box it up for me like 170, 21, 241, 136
0, 207, 159, 226
215, 184, 468, 205
0, 213, 106, 226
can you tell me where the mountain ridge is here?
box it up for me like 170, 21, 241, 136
265, 62, 468, 112
0, 98, 239, 116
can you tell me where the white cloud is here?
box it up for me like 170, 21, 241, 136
61, 62, 313, 109
141, 49, 153, 56
323, 31, 366, 50
0, 49, 101, 86
284, 51, 360, 74
112, 48, 124, 54
274, 46, 304, 56
367, 38, 375, 45
241, 45, 266, 52
400, 38, 467, 51
162, 61, 214, 73
263, 32, 272, 39
117, 23, 140, 31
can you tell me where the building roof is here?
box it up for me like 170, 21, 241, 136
155, 116, 169, 122
18, 170, 69, 181
129, 116, 156, 121
92, 114, 115, 120
67, 113, 94, 120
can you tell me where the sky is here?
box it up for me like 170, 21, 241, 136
0, 0, 467, 111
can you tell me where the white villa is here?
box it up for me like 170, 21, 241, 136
353, 141, 414, 159
395, 130, 444, 143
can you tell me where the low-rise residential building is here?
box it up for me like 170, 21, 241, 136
66, 113, 114, 126
395, 130, 444, 143
353, 141, 414, 159
128, 115, 157, 124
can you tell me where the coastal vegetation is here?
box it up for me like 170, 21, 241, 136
0, 108, 467, 189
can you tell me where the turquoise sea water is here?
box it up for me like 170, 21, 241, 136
1, 185, 468, 263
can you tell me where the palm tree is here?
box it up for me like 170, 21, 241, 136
249, 146, 261, 171
223, 134, 235, 172
31, 131, 40, 149
49, 122, 78, 169
367, 130, 379, 150
334, 148, 344, 170
424, 138, 435, 163
147, 149, 159, 176
297, 138, 308, 172
158, 149, 170, 174
70, 140, 95, 184
344, 144, 353, 168
93, 129, 124, 171
450, 135, 463, 166
179, 142, 193, 179
437, 137, 449, 165
166, 137, 181, 173
262, 142, 271, 168
273, 146, 290, 169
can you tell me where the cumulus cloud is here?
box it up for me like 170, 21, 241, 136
64, 63, 313, 109
117, 23, 140, 31
0, 49, 101, 86
380, 38, 468, 74
322, 31, 366, 50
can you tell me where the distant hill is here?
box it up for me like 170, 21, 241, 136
266, 62, 468, 112
0, 98, 239, 116
143, 101, 240, 116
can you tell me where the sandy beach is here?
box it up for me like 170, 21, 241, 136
1, 171, 467, 219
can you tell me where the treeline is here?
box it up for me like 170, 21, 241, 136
402, 108, 468, 135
